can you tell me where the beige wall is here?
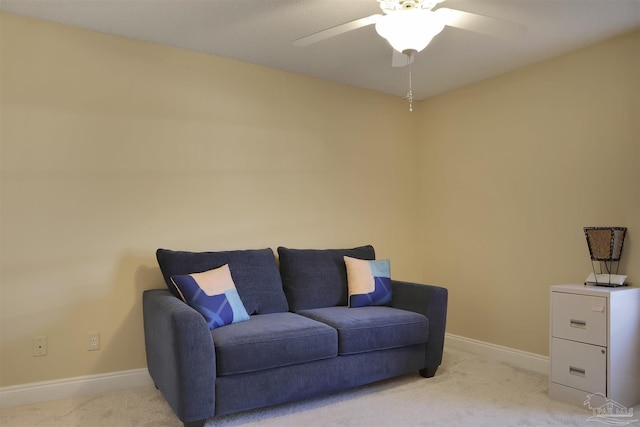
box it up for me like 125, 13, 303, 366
1, 11, 638, 388
0, 12, 421, 387
418, 31, 639, 356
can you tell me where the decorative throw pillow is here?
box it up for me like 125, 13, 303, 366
170, 264, 250, 330
344, 256, 392, 308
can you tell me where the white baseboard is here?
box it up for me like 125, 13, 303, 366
444, 333, 549, 376
0, 368, 153, 409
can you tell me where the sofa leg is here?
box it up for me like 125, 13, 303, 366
183, 420, 206, 427
419, 366, 439, 378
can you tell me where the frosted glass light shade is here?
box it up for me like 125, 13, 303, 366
375, 9, 446, 54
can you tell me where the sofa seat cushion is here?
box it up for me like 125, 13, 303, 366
212, 312, 338, 376
297, 306, 428, 355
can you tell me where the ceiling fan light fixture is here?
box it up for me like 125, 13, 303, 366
375, 9, 445, 54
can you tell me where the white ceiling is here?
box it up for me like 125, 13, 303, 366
1, 0, 639, 100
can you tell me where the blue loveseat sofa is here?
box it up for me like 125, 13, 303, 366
143, 245, 448, 427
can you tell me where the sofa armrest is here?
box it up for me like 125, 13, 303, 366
391, 280, 448, 376
143, 289, 216, 423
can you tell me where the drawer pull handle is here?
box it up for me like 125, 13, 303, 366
569, 366, 586, 377
570, 319, 586, 329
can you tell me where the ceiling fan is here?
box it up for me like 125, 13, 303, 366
293, 0, 526, 67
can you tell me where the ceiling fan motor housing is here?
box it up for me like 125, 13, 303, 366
400, 0, 420, 8
378, 0, 444, 13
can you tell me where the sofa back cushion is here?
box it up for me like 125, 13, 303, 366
277, 245, 375, 311
156, 248, 288, 315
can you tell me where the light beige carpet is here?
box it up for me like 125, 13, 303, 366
1, 348, 636, 426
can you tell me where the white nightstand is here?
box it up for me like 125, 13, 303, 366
549, 284, 640, 409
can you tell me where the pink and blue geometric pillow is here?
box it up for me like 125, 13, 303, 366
344, 256, 392, 308
170, 264, 250, 330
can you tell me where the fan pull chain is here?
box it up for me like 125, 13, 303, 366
406, 54, 414, 112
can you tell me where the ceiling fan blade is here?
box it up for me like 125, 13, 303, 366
392, 49, 414, 67
436, 8, 526, 39
293, 14, 383, 47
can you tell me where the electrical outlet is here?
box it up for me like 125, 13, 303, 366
33, 336, 47, 357
88, 332, 100, 351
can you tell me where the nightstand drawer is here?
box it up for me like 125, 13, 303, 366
551, 338, 606, 394
552, 292, 606, 346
